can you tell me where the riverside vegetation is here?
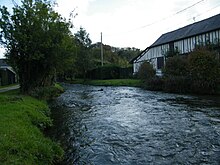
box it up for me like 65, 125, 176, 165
0, 0, 219, 163
0, 0, 138, 164
69, 79, 141, 87
0, 85, 64, 164
137, 46, 220, 95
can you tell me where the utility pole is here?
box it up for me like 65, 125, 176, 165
101, 32, 103, 66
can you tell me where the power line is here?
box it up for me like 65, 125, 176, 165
175, 0, 205, 14
104, 0, 206, 37
100, 32, 103, 66
187, 2, 220, 22
156, 2, 220, 38
141, 0, 205, 29
164, 2, 220, 33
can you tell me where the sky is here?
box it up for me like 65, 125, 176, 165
0, 0, 220, 58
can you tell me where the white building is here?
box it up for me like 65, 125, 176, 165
131, 13, 220, 75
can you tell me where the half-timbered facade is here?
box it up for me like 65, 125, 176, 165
132, 14, 220, 75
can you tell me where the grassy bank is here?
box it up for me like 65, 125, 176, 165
69, 79, 142, 87
0, 88, 63, 164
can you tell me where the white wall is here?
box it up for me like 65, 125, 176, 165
134, 29, 220, 74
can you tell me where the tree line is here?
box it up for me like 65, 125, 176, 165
0, 0, 140, 93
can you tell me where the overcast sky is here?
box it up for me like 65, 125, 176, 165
1, 0, 220, 58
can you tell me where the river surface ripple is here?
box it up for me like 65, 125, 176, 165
49, 84, 220, 165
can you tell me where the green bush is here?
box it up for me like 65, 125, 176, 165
137, 61, 156, 80
29, 84, 64, 100
163, 76, 190, 93
161, 56, 190, 93
145, 76, 164, 91
161, 48, 220, 94
164, 56, 188, 76
87, 65, 133, 79
188, 48, 220, 94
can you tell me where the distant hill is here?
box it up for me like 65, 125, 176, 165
90, 42, 141, 67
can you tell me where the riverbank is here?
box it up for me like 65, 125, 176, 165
67, 78, 220, 96
0, 86, 64, 164
67, 79, 142, 87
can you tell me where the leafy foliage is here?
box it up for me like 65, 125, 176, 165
74, 27, 92, 79
165, 46, 180, 58
145, 47, 220, 94
137, 61, 156, 80
87, 65, 133, 79
29, 83, 64, 100
0, 0, 74, 93
163, 76, 190, 93
188, 48, 220, 94
145, 76, 164, 91
164, 56, 188, 76
117, 47, 141, 62
90, 43, 140, 68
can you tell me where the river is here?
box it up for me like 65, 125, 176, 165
49, 84, 220, 165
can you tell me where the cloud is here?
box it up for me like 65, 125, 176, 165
0, 0, 219, 56
52, 0, 220, 49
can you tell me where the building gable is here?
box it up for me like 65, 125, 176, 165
132, 13, 220, 74
150, 14, 220, 48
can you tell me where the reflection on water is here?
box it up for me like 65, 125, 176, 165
49, 84, 220, 164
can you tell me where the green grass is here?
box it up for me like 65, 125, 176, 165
54, 83, 64, 92
0, 90, 63, 164
69, 79, 142, 87
29, 83, 64, 100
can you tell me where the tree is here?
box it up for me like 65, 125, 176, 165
137, 61, 155, 80
188, 48, 220, 94
163, 56, 188, 77
56, 34, 77, 80
74, 27, 92, 79
0, 0, 73, 93
165, 46, 180, 59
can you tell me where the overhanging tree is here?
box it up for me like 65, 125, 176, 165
0, 0, 73, 93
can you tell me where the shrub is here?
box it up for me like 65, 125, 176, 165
188, 48, 220, 94
87, 65, 120, 79
145, 76, 164, 91
137, 61, 156, 80
29, 84, 64, 100
163, 76, 190, 93
165, 46, 180, 58
163, 56, 188, 76
87, 65, 133, 80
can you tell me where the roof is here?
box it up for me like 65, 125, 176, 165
150, 13, 220, 47
131, 13, 220, 63
0, 59, 16, 74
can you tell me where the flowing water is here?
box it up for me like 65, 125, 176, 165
49, 84, 220, 165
